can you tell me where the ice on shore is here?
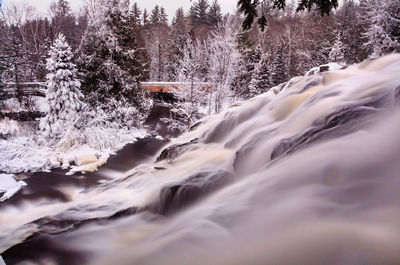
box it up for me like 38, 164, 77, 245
0, 174, 27, 202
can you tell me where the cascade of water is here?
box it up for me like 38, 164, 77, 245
2, 54, 400, 265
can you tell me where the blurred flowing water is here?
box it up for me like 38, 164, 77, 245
2, 54, 400, 265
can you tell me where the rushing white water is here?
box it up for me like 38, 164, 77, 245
1, 54, 400, 265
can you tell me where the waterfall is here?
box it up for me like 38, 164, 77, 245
2, 54, 400, 265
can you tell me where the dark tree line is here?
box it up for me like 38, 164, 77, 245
238, 0, 339, 30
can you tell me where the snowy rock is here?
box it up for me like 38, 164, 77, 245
72, 145, 99, 166
66, 153, 110, 175
305, 63, 343, 77
0, 174, 27, 202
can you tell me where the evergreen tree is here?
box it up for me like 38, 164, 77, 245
334, 0, 366, 63
130, 2, 142, 26
231, 44, 262, 99
150, 5, 161, 24
143, 9, 149, 26
238, 0, 339, 31
0, 16, 7, 110
166, 7, 190, 80
190, 0, 210, 26
249, 52, 271, 98
208, 0, 223, 26
160, 7, 168, 25
40, 34, 83, 140
363, 0, 400, 58
77, 0, 150, 127
0, 26, 30, 105
310, 18, 335, 66
56, 0, 71, 17
329, 32, 345, 62
270, 46, 287, 86
51, 0, 78, 48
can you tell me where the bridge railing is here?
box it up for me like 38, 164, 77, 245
1, 81, 213, 98
2, 82, 47, 98
141, 82, 212, 93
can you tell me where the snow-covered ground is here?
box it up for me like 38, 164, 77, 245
0, 120, 147, 174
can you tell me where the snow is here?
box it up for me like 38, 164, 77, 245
0, 136, 58, 173
40, 34, 84, 140
0, 98, 24, 113
0, 255, 5, 265
0, 174, 27, 202
0, 118, 20, 136
66, 153, 110, 175
35, 97, 50, 113
305, 62, 343, 76
0, 126, 147, 174
72, 145, 99, 166
142, 82, 211, 85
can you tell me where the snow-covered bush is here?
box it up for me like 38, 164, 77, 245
208, 17, 241, 113
58, 106, 146, 153
0, 136, 60, 173
40, 34, 83, 141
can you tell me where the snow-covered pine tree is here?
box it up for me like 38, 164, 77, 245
363, 0, 400, 58
335, 0, 366, 63
329, 32, 345, 63
232, 44, 262, 99
77, 0, 150, 128
40, 34, 83, 140
270, 45, 287, 86
249, 52, 271, 98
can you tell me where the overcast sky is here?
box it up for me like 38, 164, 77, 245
2, 0, 238, 20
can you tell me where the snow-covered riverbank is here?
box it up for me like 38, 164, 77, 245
0, 114, 147, 174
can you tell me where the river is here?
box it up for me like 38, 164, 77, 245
1, 54, 400, 265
